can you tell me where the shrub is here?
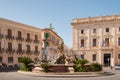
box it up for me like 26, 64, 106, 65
19, 57, 33, 71
40, 63, 51, 72
73, 59, 89, 72
91, 63, 102, 71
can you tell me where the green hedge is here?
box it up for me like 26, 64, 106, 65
90, 63, 102, 71
73, 59, 102, 72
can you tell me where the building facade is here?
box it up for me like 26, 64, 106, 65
71, 15, 120, 67
0, 18, 42, 67
0, 18, 64, 67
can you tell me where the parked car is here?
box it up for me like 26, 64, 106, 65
114, 64, 120, 70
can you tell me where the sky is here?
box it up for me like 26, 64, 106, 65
0, 0, 120, 48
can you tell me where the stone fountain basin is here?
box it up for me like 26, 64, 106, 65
49, 64, 74, 72
33, 64, 74, 73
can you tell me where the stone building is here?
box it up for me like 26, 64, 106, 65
71, 15, 120, 67
0, 18, 64, 67
0, 18, 42, 67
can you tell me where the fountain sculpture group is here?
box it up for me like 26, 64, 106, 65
33, 40, 74, 72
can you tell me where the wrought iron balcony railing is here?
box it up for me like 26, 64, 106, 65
6, 49, 15, 53
5, 35, 15, 40
34, 40, 40, 43
16, 37, 24, 41
26, 38, 32, 42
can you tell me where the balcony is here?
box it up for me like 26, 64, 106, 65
43, 36, 51, 41
34, 40, 40, 44
0, 34, 4, 39
16, 49, 25, 54
26, 50, 33, 55
6, 49, 15, 54
0, 48, 4, 53
16, 37, 24, 41
34, 51, 40, 55
26, 38, 32, 43
100, 46, 114, 50
5, 35, 15, 40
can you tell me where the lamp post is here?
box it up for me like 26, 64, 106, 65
108, 58, 110, 67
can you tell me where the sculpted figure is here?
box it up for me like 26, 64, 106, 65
57, 40, 64, 54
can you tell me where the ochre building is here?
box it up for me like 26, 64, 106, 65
0, 18, 63, 67
71, 15, 120, 67
41, 28, 63, 63
0, 18, 42, 67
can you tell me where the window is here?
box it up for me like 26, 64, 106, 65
45, 42, 49, 47
0, 57, 2, 63
8, 57, 13, 63
118, 54, 120, 59
81, 39, 84, 47
8, 29, 12, 37
93, 54, 96, 61
119, 27, 120, 31
93, 29, 96, 33
118, 37, 120, 46
35, 35, 38, 41
8, 42, 12, 51
105, 38, 109, 46
105, 28, 109, 32
26, 45, 30, 52
27, 33, 30, 40
81, 54, 84, 59
81, 30, 84, 34
35, 46, 38, 52
0, 42, 1, 51
93, 39, 97, 47
44, 33, 49, 39
18, 44, 22, 52
18, 31, 22, 39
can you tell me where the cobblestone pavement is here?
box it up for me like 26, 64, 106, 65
0, 68, 120, 80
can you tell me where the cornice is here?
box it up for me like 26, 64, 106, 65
71, 15, 120, 28
42, 28, 62, 40
0, 18, 41, 33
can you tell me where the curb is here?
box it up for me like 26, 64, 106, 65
18, 71, 114, 77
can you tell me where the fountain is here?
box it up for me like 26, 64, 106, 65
33, 40, 74, 73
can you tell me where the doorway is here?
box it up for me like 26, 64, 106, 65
104, 54, 111, 67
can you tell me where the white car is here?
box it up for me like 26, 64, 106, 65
114, 64, 120, 70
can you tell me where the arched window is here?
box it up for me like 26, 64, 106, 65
8, 29, 12, 37
35, 35, 38, 41
27, 33, 30, 40
18, 31, 22, 38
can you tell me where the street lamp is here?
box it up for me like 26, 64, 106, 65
108, 58, 110, 67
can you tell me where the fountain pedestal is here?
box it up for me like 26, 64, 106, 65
49, 64, 74, 72
32, 64, 43, 72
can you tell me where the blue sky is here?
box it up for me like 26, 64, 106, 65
0, 0, 120, 48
